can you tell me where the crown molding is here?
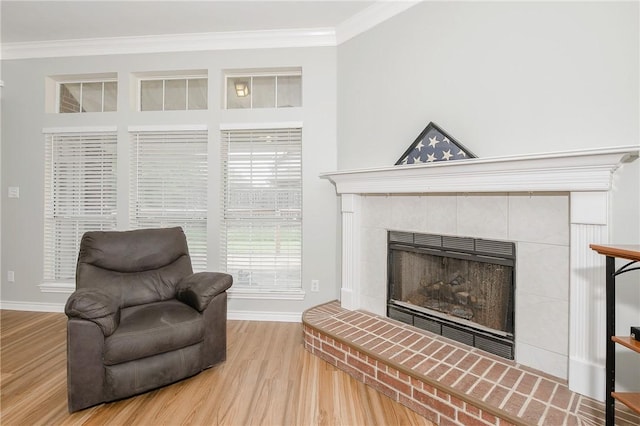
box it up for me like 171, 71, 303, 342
0, 2, 420, 59
1, 28, 337, 60
335, 1, 420, 44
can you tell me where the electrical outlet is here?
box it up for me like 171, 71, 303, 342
311, 279, 319, 292
8, 187, 19, 198
7, 271, 15, 283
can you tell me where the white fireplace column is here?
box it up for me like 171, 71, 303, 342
340, 194, 361, 310
568, 191, 609, 401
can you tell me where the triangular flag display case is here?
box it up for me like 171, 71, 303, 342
395, 122, 476, 165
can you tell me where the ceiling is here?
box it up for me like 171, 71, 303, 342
1, 1, 376, 44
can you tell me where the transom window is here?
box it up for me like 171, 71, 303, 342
225, 68, 302, 109
138, 72, 208, 111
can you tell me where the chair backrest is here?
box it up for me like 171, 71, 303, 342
76, 227, 193, 308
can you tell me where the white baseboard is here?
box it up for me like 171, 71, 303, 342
0, 300, 65, 312
228, 310, 301, 322
0, 299, 301, 322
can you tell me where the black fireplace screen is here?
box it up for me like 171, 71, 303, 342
389, 249, 513, 335
387, 231, 515, 343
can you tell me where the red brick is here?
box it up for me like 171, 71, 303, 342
398, 332, 422, 347
439, 367, 464, 387
321, 342, 346, 362
515, 372, 539, 395
386, 365, 398, 377
423, 382, 436, 394
457, 352, 481, 370
438, 415, 459, 426
484, 385, 509, 408
469, 380, 494, 400
422, 340, 445, 356
498, 419, 517, 426
501, 393, 526, 417
410, 377, 424, 389
458, 411, 492, 426
403, 353, 427, 370
520, 399, 546, 424
398, 394, 440, 424
550, 385, 573, 410
435, 388, 450, 401
450, 395, 465, 409
398, 371, 411, 383
413, 357, 438, 375
499, 367, 522, 388
455, 373, 481, 394
409, 336, 432, 352
466, 402, 481, 416
432, 344, 455, 361
315, 349, 338, 366
378, 370, 411, 396
336, 360, 364, 382
390, 349, 414, 364
413, 388, 456, 419
443, 348, 466, 366
481, 409, 498, 424
485, 362, 508, 382
425, 363, 451, 381
346, 354, 375, 376
533, 378, 557, 403
361, 337, 385, 350
470, 358, 494, 376
364, 375, 398, 401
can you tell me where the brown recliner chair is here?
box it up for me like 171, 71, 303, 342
64, 227, 232, 412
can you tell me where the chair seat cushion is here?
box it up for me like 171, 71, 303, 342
104, 300, 203, 365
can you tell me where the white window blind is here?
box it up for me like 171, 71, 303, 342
221, 127, 302, 289
44, 130, 118, 281
130, 129, 208, 271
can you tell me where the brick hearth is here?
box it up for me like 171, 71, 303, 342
302, 301, 640, 426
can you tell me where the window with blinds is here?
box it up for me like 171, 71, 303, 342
221, 127, 302, 289
130, 128, 208, 271
44, 130, 118, 281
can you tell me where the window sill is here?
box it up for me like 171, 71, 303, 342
228, 287, 305, 301
39, 282, 75, 294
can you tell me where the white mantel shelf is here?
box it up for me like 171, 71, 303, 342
321, 146, 639, 194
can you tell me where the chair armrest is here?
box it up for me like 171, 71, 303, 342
65, 288, 120, 336
176, 272, 233, 312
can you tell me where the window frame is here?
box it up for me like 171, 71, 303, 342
220, 123, 304, 296
135, 71, 208, 112
43, 127, 118, 283
49, 74, 118, 114
129, 125, 209, 271
224, 68, 302, 110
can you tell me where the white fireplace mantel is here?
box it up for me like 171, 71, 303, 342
321, 146, 638, 194
321, 145, 639, 401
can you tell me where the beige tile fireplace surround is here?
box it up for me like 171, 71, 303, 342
320, 146, 639, 407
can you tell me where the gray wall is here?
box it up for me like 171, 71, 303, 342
337, 0, 639, 387
1, 46, 339, 316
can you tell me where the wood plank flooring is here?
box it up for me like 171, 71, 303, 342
0, 310, 435, 426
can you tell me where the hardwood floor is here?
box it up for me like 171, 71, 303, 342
0, 310, 435, 426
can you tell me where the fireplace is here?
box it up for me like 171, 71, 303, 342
322, 146, 638, 401
387, 231, 515, 359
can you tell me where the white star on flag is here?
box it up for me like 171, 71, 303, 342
415, 140, 424, 151
441, 149, 453, 160
426, 153, 437, 162
428, 136, 439, 148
